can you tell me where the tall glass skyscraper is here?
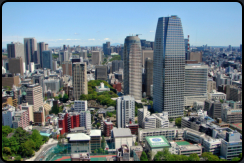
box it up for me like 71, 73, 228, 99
153, 15, 185, 118
123, 35, 142, 100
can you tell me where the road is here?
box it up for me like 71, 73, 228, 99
26, 138, 58, 161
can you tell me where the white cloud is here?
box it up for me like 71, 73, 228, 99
88, 39, 95, 41
57, 39, 63, 40
74, 39, 81, 40
150, 31, 154, 33
66, 39, 72, 40
104, 38, 110, 40
74, 33, 79, 35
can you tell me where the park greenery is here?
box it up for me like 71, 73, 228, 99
2, 126, 49, 161
52, 53, 59, 59
80, 80, 118, 107
140, 151, 148, 161
87, 53, 92, 58
175, 117, 182, 127
3, 86, 11, 91
109, 55, 121, 62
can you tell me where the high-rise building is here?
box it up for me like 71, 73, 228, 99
111, 60, 123, 73
74, 100, 87, 112
95, 65, 107, 81
184, 64, 208, 106
80, 50, 87, 59
80, 111, 91, 130
52, 60, 57, 71
123, 35, 142, 100
26, 84, 43, 112
24, 38, 37, 68
153, 15, 185, 118
116, 95, 135, 128
42, 50, 53, 70
2, 73, 20, 87
62, 61, 72, 76
12, 110, 29, 129
189, 52, 202, 63
8, 57, 24, 76
145, 58, 153, 96
142, 50, 154, 68
72, 62, 88, 100
92, 51, 101, 65
45, 44, 48, 50
37, 42, 46, 66
7, 42, 25, 60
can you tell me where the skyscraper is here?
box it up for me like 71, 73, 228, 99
37, 42, 45, 66
72, 62, 88, 100
92, 51, 101, 65
7, 42, 24, 60
123, 35, 142, 100
42, 50, 53, 70
145, 58, 153, 96
9, 57, 24, 76
116, 95, 135, 128
24, 38, 37, 68
153, 15, 185, 118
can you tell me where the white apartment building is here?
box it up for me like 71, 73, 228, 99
80, 111, 91, 130
74, 100, 87, 112
202, 137, 221, 155
26, 84, 43, 111
151, 112, 169, 128
138, 106, 150, 128
116, 95, 135, 128
143, 116, 156, 129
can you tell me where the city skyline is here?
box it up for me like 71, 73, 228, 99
2, 2, 242, 48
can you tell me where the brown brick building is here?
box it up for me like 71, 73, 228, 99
9, 57, 24, 76
62, 61, 72, 76
2, 74, 20, 87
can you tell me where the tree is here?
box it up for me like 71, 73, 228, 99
188, 153, 200, 161
2, 125, 13, 137
50, 105, 59, 114
20, 140, 35, 157
175, 117, 182, 127
201, 152, 219, 161
3, 147, 11, 155
42, 136, 49, 143
239, 153, 242, 158
80, 94, 88, 100
9, 137, 19, 154
30, 129, 43, 150
169, 118, 174, 122
14, 156, 22, 161
135, 142, 138, 146
97, 122, 101, 128
101, 135, 106, 149
231, 157, 241, 161
54, 96, 59, 100
63, 94, 69, 103
140, 151, 148, 161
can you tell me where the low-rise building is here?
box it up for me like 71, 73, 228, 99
12, 110, 29, 129
221, 103, 242, 123
66, 133, 91, 153
103, 118, 113, 137
70, 153, 90, 161
111, 127, 133, 150
95, 82, 110, 92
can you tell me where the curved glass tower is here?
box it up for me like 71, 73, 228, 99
153, 15, 185, 118
123, 36, 142, 100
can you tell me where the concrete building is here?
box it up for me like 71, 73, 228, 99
72, 62, 88, 100
33, 107, 45, 126
145, 135, 170, 159
116, 144, 130, 161
112, 60, 123, 73
37, 42, 46, 66
204, 100, 222, 119
66, 133, 91, 153
2, 73, 20, 87
138, 106, 150, 128
142, 50, 153, 68
62, 61, 72, 76
42, 50, 53, 70
184, 64, 208, 106
80, 111, 91, 130
95, 82, 110, 92
202, 137, 221, 155
143, 116, 156, 129
21, 102, 34, 122
8, 57, 24, 76
123, 35, 142, 100
145, 58, 153, 96
116, 95, 135, 128
92, 51, 101, 65
221, 103, 242, 123
29, 62, 35, 72
74, 100, 87, 112
207, 79, 216, 93
43, 78, 61, 93
24, 38, 37, 68
12, 110, 29, 129
207, 90, 226, 100
103, 118, 113, 137
220, 131, 242, 160
95, 65, 107, 81
71, 153, 90, 161
7, 42, 25, 61
25, 84, 43, 111
153, 15, 185, 118
151, 112, 169, 128
111, 127, 133, 150
79, 50, 87, 59
189, 52, 202, 63
2, 106, 15, 128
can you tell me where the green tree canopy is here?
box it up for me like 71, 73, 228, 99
63, 94, 69, 103
231, 157, 241, 161
140, 151, 148, 161
175, 117, 182, 127
202, 152, 219, 161
188, 153, 200, 161
30, 129, 43, 150
2, 125, 13, 137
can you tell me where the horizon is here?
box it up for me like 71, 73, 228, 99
2, 2, 242, 48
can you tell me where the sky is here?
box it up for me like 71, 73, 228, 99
2, 2, 242, 48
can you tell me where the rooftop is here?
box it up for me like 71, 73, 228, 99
66, 133, 90, 141
112, 128, 132, 138
145, 135, 170, 148
90, 130, 101, 137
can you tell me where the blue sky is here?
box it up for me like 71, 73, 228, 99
2, 2, 242, 48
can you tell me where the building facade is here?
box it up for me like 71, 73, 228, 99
8, 57, 24, 76
153, 15, 185, 118
24, 38, 37, 68
26, 84, 43, 111
42, 50, 53, 70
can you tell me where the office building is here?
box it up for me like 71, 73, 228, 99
72, 62, 88, 100
116, 95, 135, 128
45, 43, 48, 50
7, 42, 25, 60
142, 50, 154, 68
42, 50, 53, 70
33, 107, 45, 126
43, 78, 61, 93
103, 118, 113, 137
207, 90, 226, 101
12, 110, 29, 129
184, 64, 208, 106
151, 112, 169, 128
2, 106, 15, 128
204, 100, 222, 119
153, 15, 185, 117
59, 51, 64, 63
62, 61, 72, 76
221, 103, 242, 123
80, 50, 87, 59
92, 51, 101, 65
52, 60, 57, 71
29, 62, 35, 72
112, 60, 123, 73
8, 57, 24, 76
32, 74, 45, 97
111, 127, 133, 150
95, 65, 107, 81
145, 58, 153, 96
24, 38, 37, 68
207, 79, 216, 93
123, 35, 142, 100
66, 133, 91, 153
202, 138, 221, 155
90, 130, 101, 153
126, 124, 139, 135
143, 116, 156, 129
74, 100, 87, 112
21, 102, 34, 122
25, 84, 43, 111
138, 106, 151, 128
189, 52, 202, 63
37, 42, 46, 66
2, 73, 20, 87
